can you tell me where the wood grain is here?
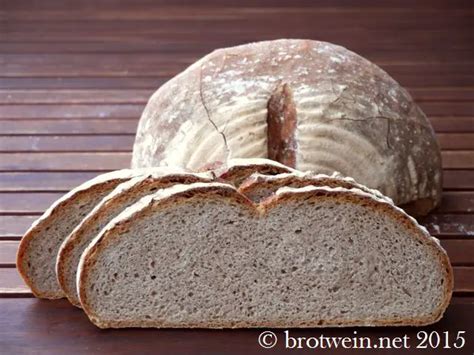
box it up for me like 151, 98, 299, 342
0, 135, 135, 152
0, 0, 472, 349
0, 89, 153, 104
0, 172, 101, 191
0, 119, 138, 134
0, 104, 143, 120
0, 298, 472, 354
2, 190, 472, 214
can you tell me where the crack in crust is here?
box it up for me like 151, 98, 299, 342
199, 64, 230, 158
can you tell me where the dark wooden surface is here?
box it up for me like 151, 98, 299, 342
0, 0, 473, 354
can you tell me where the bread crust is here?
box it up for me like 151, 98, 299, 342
56, 172, 213, 307
16, 169, 143, 299
132, 39, 442, 215
78, 183, 452, 329
238, 171, 391, 203
211, 158, 294, 186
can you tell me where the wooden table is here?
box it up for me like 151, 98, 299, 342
1, 1, 473, 354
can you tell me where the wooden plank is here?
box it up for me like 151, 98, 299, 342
442, 170, 474, 190
0, 135, 135, 152
409, 87, 474, 102
0, 119, 138, 134
0, 216, 37, 239
441, 151, 474, 169
455, 267, 474, 293
1, 2, 472, 19
0, 133, 472, 152
421, 214, 474, 237
1, 239, 472, 267
436, 134, 474, 150
430, 116, 474, 133
0, 192, 65, 213
1, 18, 471, 40
0, 89, 153, 104
1, 190, 471, 215
437, 192, 474, 213
441, 240, 474, 265
0, 104, 143, 119
0, 152, 131, 171
2, 267, 472, 296
0, 241, 18, 266
0, 269, 29, 296
0, 297, 470, 354
2, 39, 473, 64
0, 172, 102, 191
2, 25, 471, 51
0, 77, 166, 90
2, 0, 472, 11
419, 102, 474, 117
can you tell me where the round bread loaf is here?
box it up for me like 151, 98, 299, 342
132, 39, 442, 215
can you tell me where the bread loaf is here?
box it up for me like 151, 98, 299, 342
132, 39, 442, 216
78, 182, 452, 328
56, 170, 213, 307
16, 169, 143, 299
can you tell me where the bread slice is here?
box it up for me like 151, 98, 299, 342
208, 158, 295, 186
239, 171, 391, 203
57, 170, 213, 307
16, 169, 154, 299
78, 182, 452, 328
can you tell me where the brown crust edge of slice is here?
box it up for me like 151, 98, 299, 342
16, 179, 128, 299
57, 174, 213, 307
238, 173, 381, 201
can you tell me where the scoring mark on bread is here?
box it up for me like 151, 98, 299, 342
267, 83, 297, 167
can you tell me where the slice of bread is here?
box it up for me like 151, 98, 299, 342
56, 170, 213, 307
239, 171, 391, 203
209, 158, 295, 186
16, 168, 158, 299
77, 182, 452, 328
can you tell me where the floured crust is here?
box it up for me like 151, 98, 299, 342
211, 158, 296, 186
78, 183, 452, 329
132, 39, 442, 215
238, 171, 392, 203
56, 170, 214, 307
